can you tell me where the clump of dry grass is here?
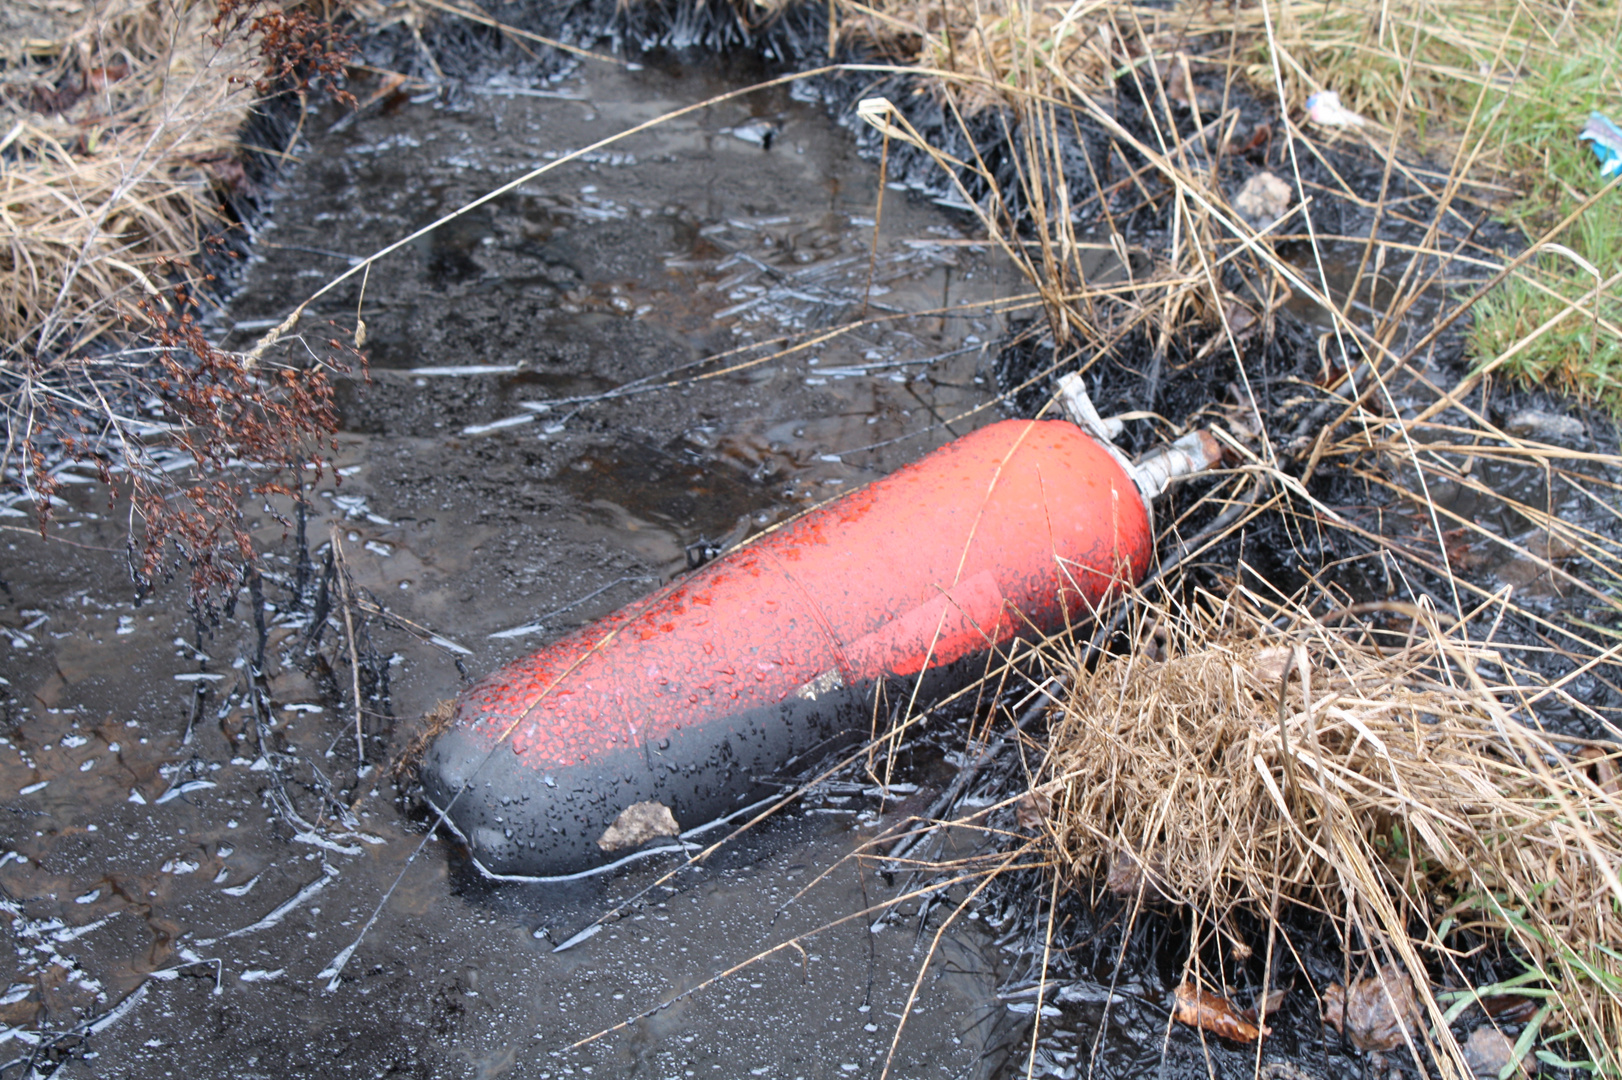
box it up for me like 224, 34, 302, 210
839, 0, 1119, 112
0, 0, 259, 358
1040, 584, 1622, 1073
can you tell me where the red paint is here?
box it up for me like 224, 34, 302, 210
423, 419, 1153, 875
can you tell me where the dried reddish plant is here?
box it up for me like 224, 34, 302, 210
214, 0, 357, 104
132, 265, 358, 601
19, 257, 361, 606
3, 2, 362, 606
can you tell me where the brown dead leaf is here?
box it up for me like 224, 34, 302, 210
1322, 981, 1346, 1032
1253, 985, 1288, 1020
597, 800, 680, 852
356, 69, 411, 113
1323, 966, 1422, 1051
84, 63, 129, 92
1578, 747, 1621, 797
1104, 847, 1162, 897
1174, 979, 1270, 1042
1014, 789, 1051, 832
1480, 993, 1539, 1023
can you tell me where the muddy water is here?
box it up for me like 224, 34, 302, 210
231, 52, 1026, 657
0, 55, 1056, 1079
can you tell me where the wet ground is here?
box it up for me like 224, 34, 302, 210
6, 22, 1620, 1080
0, 51, 1058, 1080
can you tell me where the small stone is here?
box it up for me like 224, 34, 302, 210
1233, 171, 1293, 230
1462, 1025, 1529, 1079
596, 800, 680, 851
1503, 409, 1585, 442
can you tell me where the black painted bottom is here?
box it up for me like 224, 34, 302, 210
422, 657, 996, 876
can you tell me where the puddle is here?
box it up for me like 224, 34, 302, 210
0, 51, 1046, 1079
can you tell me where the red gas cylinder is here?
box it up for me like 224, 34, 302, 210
423, 418, 1154, 876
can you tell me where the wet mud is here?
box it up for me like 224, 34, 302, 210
0, 49, 1049, 1080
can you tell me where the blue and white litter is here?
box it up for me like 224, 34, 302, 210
1579, 112, 1622, 177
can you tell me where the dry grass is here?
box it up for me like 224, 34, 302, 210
1039, 585, 1622, 1072
836, 0, 1120, 111
0, 0, 259, 359
1, 1, 361, 603
816, 0, 1622, 1071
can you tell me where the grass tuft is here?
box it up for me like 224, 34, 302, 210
0, 0, 257, 358
1040, 584, 1622, 1074
1466, 25, 1622, 407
